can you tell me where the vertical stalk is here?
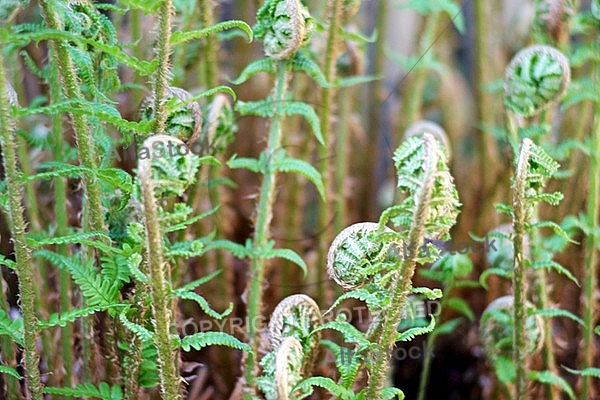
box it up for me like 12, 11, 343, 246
243, 61, 290, 398
474, 0, 501, 232
581, 58, 600, 400
48, 48, 75, 388
0, 50, 43, 400
512, 138, 532, 400
154, 0, 174, 137
333, 86, 351, 234
138, 136, 182, 400
365, 135, 438, 398
363, 0, 387, 219
198, 0, 218, 88
316, 0, 343, 305
400, 12, 442, 130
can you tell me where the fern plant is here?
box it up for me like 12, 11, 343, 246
0, 46, 43, 400
227, 0, 329, 395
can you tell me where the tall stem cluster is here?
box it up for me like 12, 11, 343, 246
0, 49, 43, 400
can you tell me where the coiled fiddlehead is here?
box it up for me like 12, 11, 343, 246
254, 0, 314, 60
138, 87, 202, 145
480, 295, 544, 387
404, 120, 452, 161
268, 294, 322, 366
258, 294, 321, 399
504, 45, 571, 118
326, 222, 393, 290
274, 337, 304, 400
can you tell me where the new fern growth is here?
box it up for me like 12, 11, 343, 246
512, 138, 562, 399
365, 132, 460, 397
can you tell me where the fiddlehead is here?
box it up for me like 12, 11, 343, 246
138, 87, 202, 145
480, 295, 544, 388
403, 120, 452, 161
504, 45, 570, 118
326, 222, 393, 290
258, 294, 322, 399
254, 0, 314, 60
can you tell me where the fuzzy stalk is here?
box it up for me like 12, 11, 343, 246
138, 137, 182, 400
154, 0, 174, 136
316, 0, 343, 304
365, 135, 438, 397
46, 47, 75, 387
243, 61, 290, 398
581, 59, 600, 400
0, 50, 43, 400
512, 138, 533, 400
334, 85, 351, 234
198, 0, 218, 88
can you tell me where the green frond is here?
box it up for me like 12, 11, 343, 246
276, 155, 325, 199
446, 298, 475, 321
176, 270, 222, 292
170, 20, 252, 45
479, 267, 512, 289
528, 371, 575, 400
326, 286, 388, 313
175, 290, 233, 319
0, 309, 23, 345
43, 383, 123, 400
38, 305, 119, 328
411, 287, 442, 300
320, 340, 363, 386
291, 377, 354, 399
534, 308, 584, 326
563, 366, 600, 378
227, 155, 262, 173
231, 58, 276, 85
35, 250, 120, 307
0, 365, 21, 380
120, 314, 154, 343
310, 321, 370, 349
262, 247, 307, 275
531, 259, 579, 285
395, 315, 435, 342
179, 331, 251, 352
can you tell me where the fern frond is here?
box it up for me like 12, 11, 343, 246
178, 331, 251, 352
528, 370, 575, 400
0, 365, 20, 380
0, 309, 23, 345
43, 383, 123, 400
395, 315, 435, 342
175, 290, 233, 319
170, 20, 252, 45
291, 377, 354, 399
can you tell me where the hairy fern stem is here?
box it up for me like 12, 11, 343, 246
244, 61, 290, 397
316, 0, 343, 305
581, 55, 600, 400
138, 136, 182, 400
512, 138, 533, 400
366, 134, 438, 397
0, 50, 43, 400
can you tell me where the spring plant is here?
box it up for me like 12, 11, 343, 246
2, 0, 600, 398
